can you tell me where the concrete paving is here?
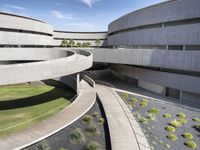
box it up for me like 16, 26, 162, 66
0, 80, 96, 150
95, 85, 150, 150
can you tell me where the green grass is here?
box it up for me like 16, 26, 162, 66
0, 84, 72, 137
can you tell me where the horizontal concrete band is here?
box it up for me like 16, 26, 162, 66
0, 13, 53, 35
82, 48, 200, 72
110, 64, 200, 94
109, 0, 200, 33
0, 49, 93, 85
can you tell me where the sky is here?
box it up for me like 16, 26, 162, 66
0, 0, 165, 32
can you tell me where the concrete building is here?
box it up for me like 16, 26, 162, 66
0, 0, 199, 105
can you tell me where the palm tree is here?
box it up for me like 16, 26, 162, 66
77, 42, 82, 47
68, 39, 75, 47
95, 39, 101, 47
61, 39, 68, 47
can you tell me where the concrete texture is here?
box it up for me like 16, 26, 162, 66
0, 49, 93, 86
95, 85, 150, 150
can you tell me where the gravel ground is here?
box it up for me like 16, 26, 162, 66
24, 99, 111, 150
118, 92, 200, 150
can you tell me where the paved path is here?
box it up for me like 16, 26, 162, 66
0, 80, 96, 150
95, 85, 150, 150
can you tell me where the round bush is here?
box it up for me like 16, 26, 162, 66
92, 112, 99, 118
177, 118, 188, 124
166, 134, 178, 141
165, 125, 176, 133
177, 112, 186, 118
170, 119, 182, 128
148, 107, 160, 115
140, 102, 148, 107
70, 128, 85, 144
183, 132, 193, 140
195, 124, 200, 132
185, 141, 197, 149
98, 117, 105, 125
83, 115, 93, 125
87, 124, 100, 135
192, 118, 200, 123
163, 113, 172, 118
84, 141, 102, 150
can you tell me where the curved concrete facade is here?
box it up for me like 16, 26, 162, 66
0, 0, 200, 106
108, 0, 200, 47
53, 31, 107, 47
0, 12, 53, 46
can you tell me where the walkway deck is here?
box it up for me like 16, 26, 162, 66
95, 85, 150, 150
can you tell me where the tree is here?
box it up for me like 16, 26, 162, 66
68, 39, 75, 47
60, 39, 68, 47
86, 42, 91, 47
95, 39, 101, 47
77, 42, 82, 47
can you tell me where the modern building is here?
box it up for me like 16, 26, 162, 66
0, 0, 199, 104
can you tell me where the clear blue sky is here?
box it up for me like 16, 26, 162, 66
0, 0, 165, 31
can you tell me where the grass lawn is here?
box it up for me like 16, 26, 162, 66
0, 84, 73, 138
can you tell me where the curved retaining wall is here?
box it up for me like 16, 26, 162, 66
53, 31, 107, 47
108, 0, 200, 47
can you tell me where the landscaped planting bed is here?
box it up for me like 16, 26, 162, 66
24, 99, 111, 150
118, 92, 200, 150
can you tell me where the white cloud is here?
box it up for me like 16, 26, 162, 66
51, 10, 74, 20
80, 0, 101, 7
67, 22, 95, 28
4, 4, 27, 11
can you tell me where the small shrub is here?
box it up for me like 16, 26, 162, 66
192, 117, 200, 123
138, 116, 148, 124
37, 141, 50, 150
177, 112, 186, 118
185, 141, 197, 149
148, 107, 160, 115
195, 124, 200, 132
166, 134, 178, 141
98, 117, 105, 125
142, 99, 149, 103
163, 113, 172, 118
165, 125, 176, 133
83, 115, 93, 125
159, 140, 164, 144
70, 128, 85, 144
87, 124, 100, 135
170, 119, 182, 128
121, 93, 128, 100
177, 118, 188, 124
129, 98, 138, 107
182, 132, 194, 140
60, 148, 68, 150
140, 101, 148, 107
84, 141, 102, 150
146, 114, 156, 122
92, 112, 99, 118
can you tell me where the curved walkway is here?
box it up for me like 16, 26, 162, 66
94, 84, 150, 150
0, 80, 96, 150
0, 49, 92, 85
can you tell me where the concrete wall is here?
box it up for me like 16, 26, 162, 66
53, 31, 107, 47
0, 49, 92, 85
138, 80, 166, 95
0, 12, 53, 46
83, 48, 200, 72
110, 64, 200, 94
108, 0, 200, 46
